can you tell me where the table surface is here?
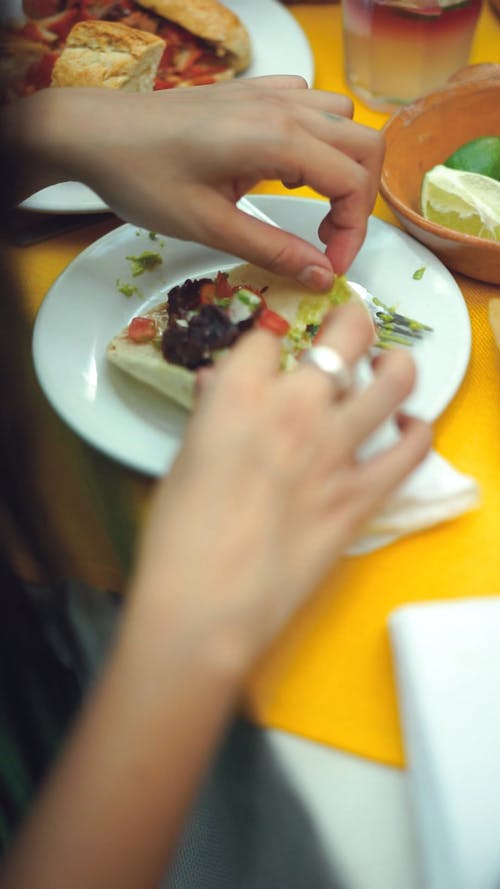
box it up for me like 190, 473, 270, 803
8, 1, 500, 769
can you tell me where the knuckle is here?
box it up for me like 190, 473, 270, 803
264, 239, 301, 275
338, 95, 354, 118
284, 74, 308, 89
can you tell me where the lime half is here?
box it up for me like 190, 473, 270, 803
445, 136, 500, 182
421, 165, 500, 241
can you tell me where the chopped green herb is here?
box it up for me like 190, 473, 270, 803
412, 267, 426, 280
117, 280, 142, 299
148, 231, 158, 241
119, 283, 136, 298
125, 251, 163, 277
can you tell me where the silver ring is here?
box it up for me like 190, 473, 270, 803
300, 345, 353, 395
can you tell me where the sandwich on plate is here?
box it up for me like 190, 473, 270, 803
1, 0, 251, 99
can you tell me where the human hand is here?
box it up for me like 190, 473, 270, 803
17, 76, 384, 288
130, 306, 431, 667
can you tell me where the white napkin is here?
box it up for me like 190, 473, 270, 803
345, 357, 480, 554
389, 597, 500, 889
348, 448, 480, 555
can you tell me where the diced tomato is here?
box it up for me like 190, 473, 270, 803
128, 316, 156, 343
215, 272, 234, 302
257, 309, 290, 337
199, 282, 216, 304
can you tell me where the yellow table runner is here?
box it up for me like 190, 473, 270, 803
247, 2, 500, 766
9, 3, 500, 767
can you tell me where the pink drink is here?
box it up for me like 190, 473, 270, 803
342, 0, 482, 111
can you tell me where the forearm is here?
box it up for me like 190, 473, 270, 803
0, 88, 95, 204
1, 580, 246, 889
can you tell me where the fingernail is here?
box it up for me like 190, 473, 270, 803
297, 265, 333, 291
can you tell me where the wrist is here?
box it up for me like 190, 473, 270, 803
119, 571, 253, 695
1, 88, 97, 202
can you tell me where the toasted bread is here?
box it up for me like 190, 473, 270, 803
134, 0, 250, 72
51, 20, 165, 91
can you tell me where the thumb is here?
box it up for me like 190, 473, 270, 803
201, 194, 335, 291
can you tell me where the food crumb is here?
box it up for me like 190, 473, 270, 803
125, 251, 163, 277
116, 279, 143, 298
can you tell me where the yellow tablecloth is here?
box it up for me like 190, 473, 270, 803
9, 2, 500, 767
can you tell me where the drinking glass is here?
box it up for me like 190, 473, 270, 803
342, 0, 482, 111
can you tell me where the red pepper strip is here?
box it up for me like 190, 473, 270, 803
257, 309, 290, 337
176, 46, 205, 71
45, 8, 79, 41
157, 44, 178, 69
154, 78, 178, 90
18, 20, 55, 43
128, 317, 157, 343
184, 59, 229, 76
185, 75, 217, 85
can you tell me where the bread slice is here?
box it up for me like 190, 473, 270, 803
134, 0, 250, 73
51, 20, 166, 91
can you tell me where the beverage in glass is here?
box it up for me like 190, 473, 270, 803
342, 0, 482, 111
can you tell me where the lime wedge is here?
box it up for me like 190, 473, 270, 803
445, 136, 500, 182
421, 165, 500, 241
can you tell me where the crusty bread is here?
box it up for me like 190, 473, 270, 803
134, 0, 251, 72
51, 20, 165, 91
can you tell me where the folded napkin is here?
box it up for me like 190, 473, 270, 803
346, 358, 480, 554
389, 597, 500, 889
348, 448, 480, 555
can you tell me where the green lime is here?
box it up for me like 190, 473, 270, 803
444, 136, 500, 182
421, 165, 500, 241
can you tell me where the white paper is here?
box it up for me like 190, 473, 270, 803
390, 598, 500, 889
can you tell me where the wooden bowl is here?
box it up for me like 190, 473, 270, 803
380, 72, 500, 284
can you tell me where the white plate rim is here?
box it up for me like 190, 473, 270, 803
32, 195, 472, 476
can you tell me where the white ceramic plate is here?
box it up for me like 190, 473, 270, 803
19, 0, 314, 213
32, 195, 471, 476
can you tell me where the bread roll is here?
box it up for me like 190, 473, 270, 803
51, 20, 165, 91
135, 0, 251, 72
